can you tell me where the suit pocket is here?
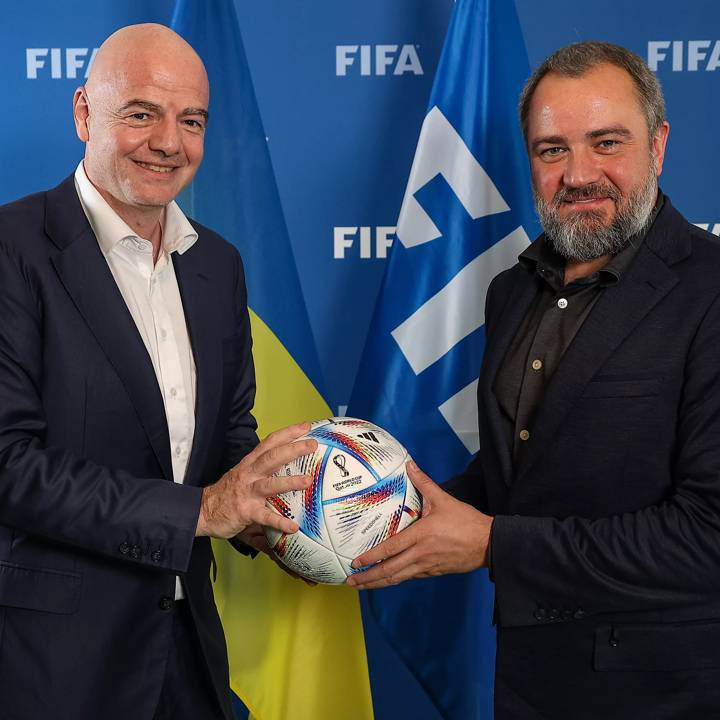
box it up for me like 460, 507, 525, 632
594, 620, 720, 671
0, 561, 81, 615
582, 376, 661, 399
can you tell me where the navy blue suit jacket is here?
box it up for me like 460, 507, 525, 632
451, 197, 720, 718
0, 176, 258, 720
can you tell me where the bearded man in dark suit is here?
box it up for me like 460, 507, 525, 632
349, 41, 720, 719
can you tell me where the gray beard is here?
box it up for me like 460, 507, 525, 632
535, 161, 658, 262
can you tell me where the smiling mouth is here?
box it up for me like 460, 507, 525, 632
563, 197, 609, 204
134, 161, 178, 174
560, 197, 613, 211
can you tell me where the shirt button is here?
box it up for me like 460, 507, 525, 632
531, 359, 543, 371
557, 298, 568, 309
160, 328, 168, 340
170, 387, 177, 398
175, 446, 182, 456
519, 429, 530, 441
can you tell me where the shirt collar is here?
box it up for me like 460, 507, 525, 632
73, 161, 198, 257
519, 190, 665, 291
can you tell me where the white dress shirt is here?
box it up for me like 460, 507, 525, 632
74, 161, 197, 599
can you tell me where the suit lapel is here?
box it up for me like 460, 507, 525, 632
480, 270, 538, 487
45, 177, 174, 481
515, 242, 679, 483
172, 246, 223, 488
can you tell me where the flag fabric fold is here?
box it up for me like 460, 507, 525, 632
349, 0, 538, 717
171, 2, 373, 718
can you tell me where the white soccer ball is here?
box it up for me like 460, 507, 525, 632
264, 417, 422, 584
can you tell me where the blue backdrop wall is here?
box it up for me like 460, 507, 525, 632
2, 2, 719, 718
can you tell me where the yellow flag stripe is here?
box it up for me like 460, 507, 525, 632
213, 309, 374, 720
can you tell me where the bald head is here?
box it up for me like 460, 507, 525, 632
73, 23, 209, 234
86, 24, 208, 100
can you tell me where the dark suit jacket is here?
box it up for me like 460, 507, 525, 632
451, 197, 720, 719
0, 176, 259, 720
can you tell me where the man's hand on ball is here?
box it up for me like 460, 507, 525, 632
232, 526, 317, 586
346, 461, 493, 589
196, 422, 316, 539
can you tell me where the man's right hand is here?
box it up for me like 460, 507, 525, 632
195, 422, 316, 539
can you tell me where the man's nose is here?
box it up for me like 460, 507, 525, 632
562, 147, 601, 188
148, 116, 181, 156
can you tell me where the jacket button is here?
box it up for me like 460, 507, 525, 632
130, 545, 142, 560
159, 597, 174, 611
562, 608, 573, 620
119, 542, 130, 555
573, 608, 586, 620
151, 550, 163, 563
549, 608, 559, 620
533, 608, 547, 621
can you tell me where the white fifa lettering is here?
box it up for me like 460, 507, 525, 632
26, 48, 48, 79
333, 227, 357, 259
375, 227, 395, 258
359, 227, 372, 258
65, 48, 88, 79
394, 45, 423, 75
396, 106, 509, 248
688, 40, 711, 71
50, 48, 61, 79
375, 45, 397, 76
360, 45, 371, 76
647, 41, 670, 71
335, 45, 358, 76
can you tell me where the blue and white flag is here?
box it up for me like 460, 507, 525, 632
349, 0, 538, 716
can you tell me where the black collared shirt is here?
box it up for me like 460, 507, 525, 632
493, 193, 664, 467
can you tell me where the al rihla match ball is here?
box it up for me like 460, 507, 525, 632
264, 417, 422, 584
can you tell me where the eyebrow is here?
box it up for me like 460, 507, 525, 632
119, 99, 209, 123
586, 126, 633, 139
531, 126, 633, 151
531, 135, 565, 151
183, 106, 210, 123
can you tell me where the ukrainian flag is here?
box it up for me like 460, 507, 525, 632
172, 2, 373, 718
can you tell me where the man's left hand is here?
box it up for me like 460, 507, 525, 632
346, 461, 493, 590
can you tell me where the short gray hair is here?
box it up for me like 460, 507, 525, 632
519, 41, 665, 144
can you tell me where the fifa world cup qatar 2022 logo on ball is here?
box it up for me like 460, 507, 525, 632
264, 418, 422, 584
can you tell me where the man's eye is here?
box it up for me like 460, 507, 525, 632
130, 113, 150, 121
541, 146, 564, 157
598, 139, 619, 149
184, 119, 205, 130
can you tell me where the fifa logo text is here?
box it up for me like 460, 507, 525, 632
26, 48, 98, 79
335, 45, 423, 76
648, 41, 720, 71
333, 227, 395, 259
